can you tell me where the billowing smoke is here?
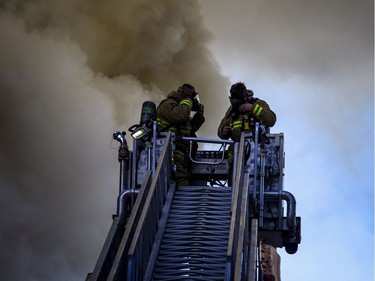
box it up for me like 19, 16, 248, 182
0, 1, 229, 280
200, 1, 373, 280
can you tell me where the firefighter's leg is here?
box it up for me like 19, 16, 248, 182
227, 149, 233, 186
174, 149, 189, 186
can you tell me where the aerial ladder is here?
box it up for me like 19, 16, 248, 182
86, 101, 301, 281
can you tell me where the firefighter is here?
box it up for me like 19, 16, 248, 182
218, 83, 280, 276
217, 82, 276, 185
156, 84, 205, 186
218, 82, 276, 142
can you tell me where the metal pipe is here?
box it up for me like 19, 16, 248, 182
147, 145, 151, 171
258, 125, 268, 228
253, 123, 259, 219
280, 190, 296, 229
262, 190, 296, 230
119, 158, 127, 195
152, 121, 157, 174
132, 139, 137, 190
113, 131, 137, 224
232, 142, 239, 188
113, 131, 129, 195
259, 150, 265, 228
113, 131, 126, 147
182, 136, 233, 145
117, 189, 140, 224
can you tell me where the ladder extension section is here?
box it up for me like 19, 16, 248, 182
152, 186, 232, 280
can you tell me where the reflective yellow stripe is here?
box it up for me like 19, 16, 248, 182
174, 150, 185, 160
252, 104, 263, 117
157, 117, 191, 135
231, 120, 242, 129
156, 118, 168, 126
156, 118, 169, 128
180, 99, 192, 107
180, 128, 190, 135
157, 117, 176, 131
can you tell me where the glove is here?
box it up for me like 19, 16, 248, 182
192, 98, 201, 112
239, 103, 253, 113
197, 104, 204, 115
222, 125, 231, 136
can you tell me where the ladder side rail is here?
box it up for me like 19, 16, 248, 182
89, 132, 134, 281
233, 132, 252, 280
103, 172, 152, 281
226, 132, 247, 280
253, 123, 260, 226
152, 121, 157, 174
106, 132, 172, 281
89, 216, 124, 281
225, 142, 240, 280
247, 219, 259, 281
125, 132, 173, 281
258, 125, 271, 230
233, 173, 251, 281
231, 142, 239, 198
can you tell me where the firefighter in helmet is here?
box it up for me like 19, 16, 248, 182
218, 82, 276, 142
156, 84, 205, 186
218, 82, 276, 185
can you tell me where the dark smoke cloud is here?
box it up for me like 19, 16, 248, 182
0, 1, 229, 280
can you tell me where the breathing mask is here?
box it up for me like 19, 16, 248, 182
229, 83, 254, 111
191, 94, 201, 111
229, 97, 244, 111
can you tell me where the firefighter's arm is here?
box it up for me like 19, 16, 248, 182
191, 104, 205, 132
239, 100, 276, 127
253, 100, 276, 127
162, 99, 192, 124
217, 108, 232, 139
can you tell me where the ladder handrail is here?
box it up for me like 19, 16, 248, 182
125, 132, 173, 280
183, 136, 233, 165
226, 132, 248, 280
106, 132, 172, 281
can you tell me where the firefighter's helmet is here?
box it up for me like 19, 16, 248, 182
229, 82, 254, 110
177, 84, 197, 98
230, 82, 247, 99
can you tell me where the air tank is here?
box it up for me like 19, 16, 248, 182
140, 101, 156, 124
